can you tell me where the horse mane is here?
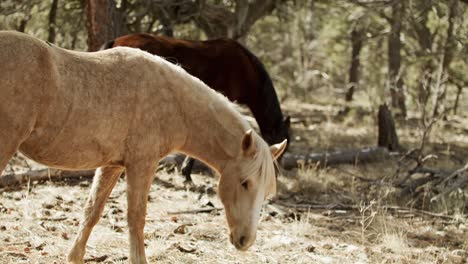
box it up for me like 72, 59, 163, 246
99, 39, 115, 51
234, 42, 285, 137
242, 134, 277, 198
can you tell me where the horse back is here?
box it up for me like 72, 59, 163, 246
0, 32, 176, 169
110, 33, 261, 103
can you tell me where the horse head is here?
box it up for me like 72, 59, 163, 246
217, 130, 287, 250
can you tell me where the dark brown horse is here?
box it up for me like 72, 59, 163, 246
101, 33, 289, 181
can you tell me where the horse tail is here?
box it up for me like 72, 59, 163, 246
99, 39, 115, 50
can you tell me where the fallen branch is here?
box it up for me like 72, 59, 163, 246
281, 147, 390, 170
396, 164, 468, 198
437, 163, 468, 187
274, 200, 461, 220
0, 169, 95, 188
431, 164, 468, 202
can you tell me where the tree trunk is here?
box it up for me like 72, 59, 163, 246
158, 10, 174, 37
388, 0, 406, 117
194, 0, 276, 40
17, 18, 28, 32
411, 0, 434, 108
47, 0, 59, 43
432, 0, 459, 117
345, 27, 363, 101
378, 104, 400, 151
452, 85, 463, 114
83, 0, 123, 51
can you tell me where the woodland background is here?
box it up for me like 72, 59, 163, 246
0, 1, 467, 263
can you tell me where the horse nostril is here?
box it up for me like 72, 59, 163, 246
239, 236, 246, 247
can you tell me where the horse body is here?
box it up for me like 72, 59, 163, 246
0, 31, 286, 264
105, 33, 290, 180
3, 35, 180, 169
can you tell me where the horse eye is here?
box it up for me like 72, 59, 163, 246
241, 181, 249, 190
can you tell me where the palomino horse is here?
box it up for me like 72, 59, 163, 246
101, 33, 290, 181
0, 31, 287, 263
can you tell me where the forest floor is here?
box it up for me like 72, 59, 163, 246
0, 101, 467, 264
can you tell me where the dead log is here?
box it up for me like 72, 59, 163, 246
0, 169, 95, 188
0, 155, 209, 188
281, 147, 390, 170
378, 104, 400, 151
1, 147, 391, 187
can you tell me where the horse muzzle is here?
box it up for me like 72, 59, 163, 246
229, 232, 255, 251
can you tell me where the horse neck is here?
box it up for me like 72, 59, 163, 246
237, 43, 285, 145
176, 80, 249, 172
248, 83, 284, 144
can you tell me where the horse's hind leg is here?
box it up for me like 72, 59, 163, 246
0, 128, 30, 176
125, 162, 157, 264
68, 166, 124, 264
0, 143, 19, 176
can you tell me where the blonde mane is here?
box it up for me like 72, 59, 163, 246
242, 134, 278, 198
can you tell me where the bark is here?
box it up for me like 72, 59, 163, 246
377, 104, 400, 151
47, 0, 59, 43
83, 0, 124, 51
345, 27, 364, 101
388, 0, 406, 117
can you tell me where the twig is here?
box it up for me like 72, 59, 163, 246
38, 217, 68, 221
334, 167, 377, 182
85, 255, 108, 263
0, 251, 28, 259
167, 207, 222, 215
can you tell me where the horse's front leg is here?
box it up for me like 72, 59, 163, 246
125, 162, 157, 264
180, 155, 195, 183
68, 166, 124, 264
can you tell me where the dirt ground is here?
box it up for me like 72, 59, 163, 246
1, 102, 467, 263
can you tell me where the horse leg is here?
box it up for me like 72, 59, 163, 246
0, 126, 31, 175
67, 166, 124, 264
180, 156, 195, 183
125, 162, 157, 264
0, 143, 20, 176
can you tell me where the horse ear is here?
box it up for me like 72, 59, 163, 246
270, 139, 287, 160
284, 116, 291, 129
241, 129, 256, 157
